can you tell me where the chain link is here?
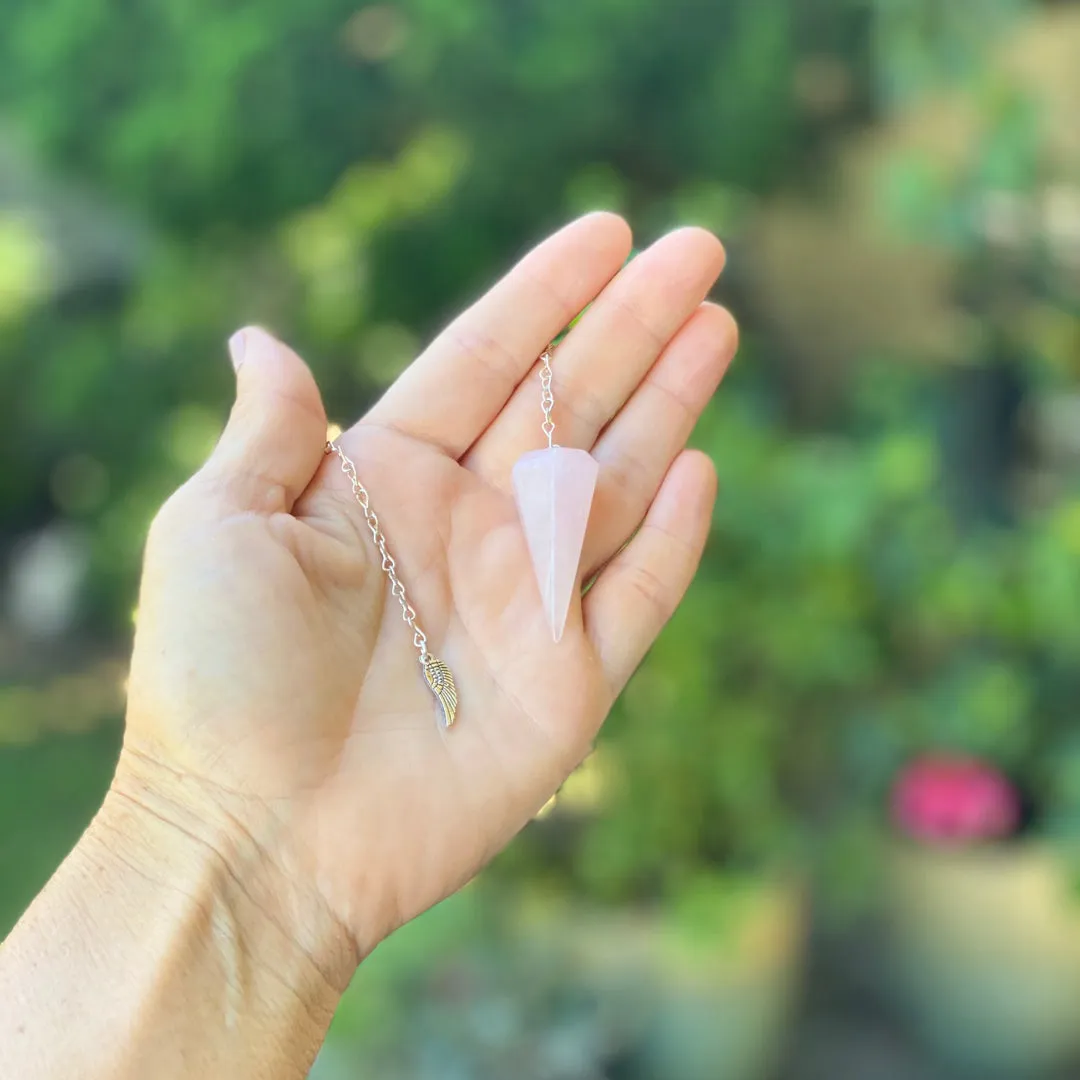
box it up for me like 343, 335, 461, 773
325, 343, 558, 671
325, 440, 429, 663
539, 345, 556, 448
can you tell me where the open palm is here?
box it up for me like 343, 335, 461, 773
122, 213, 737, 955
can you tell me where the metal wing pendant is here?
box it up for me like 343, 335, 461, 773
423, 655, 458, 729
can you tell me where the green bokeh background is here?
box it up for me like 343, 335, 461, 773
1, 0, 1079, 1075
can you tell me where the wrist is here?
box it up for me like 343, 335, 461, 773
0, 749, 360, 1080
98, 746, 360, 996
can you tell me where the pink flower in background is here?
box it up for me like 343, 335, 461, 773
890, 755, 1022, 844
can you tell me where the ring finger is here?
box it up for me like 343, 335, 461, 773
582, 301, 737, 578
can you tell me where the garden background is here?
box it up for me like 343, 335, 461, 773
2, 1, 1080, 1076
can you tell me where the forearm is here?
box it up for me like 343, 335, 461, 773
0, 763, 357, 1080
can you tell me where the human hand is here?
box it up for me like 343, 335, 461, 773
118, 213, 736, 972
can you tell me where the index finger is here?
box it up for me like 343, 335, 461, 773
362, 212, 633, 457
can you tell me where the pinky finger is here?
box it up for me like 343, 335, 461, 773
584, 449, 717, 694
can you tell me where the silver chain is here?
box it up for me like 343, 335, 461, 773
539, 345, 556, 449
325, 440, 429, 663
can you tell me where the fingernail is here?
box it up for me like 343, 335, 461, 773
228, 330, 246, 371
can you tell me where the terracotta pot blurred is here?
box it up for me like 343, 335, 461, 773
886, 841, 1080, 1076
559, 878, 806, 1080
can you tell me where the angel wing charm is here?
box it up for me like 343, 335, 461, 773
423, 655, 458, 729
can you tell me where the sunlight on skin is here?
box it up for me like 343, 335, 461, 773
0, 213, 737, 1080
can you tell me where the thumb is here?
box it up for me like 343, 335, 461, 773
205, 326, 328, 512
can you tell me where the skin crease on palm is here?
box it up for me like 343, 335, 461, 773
118, 211, 738, 965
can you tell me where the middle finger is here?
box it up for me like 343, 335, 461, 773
462, 226, 726, 491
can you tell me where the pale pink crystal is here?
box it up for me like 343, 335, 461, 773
512, 447, 599, 642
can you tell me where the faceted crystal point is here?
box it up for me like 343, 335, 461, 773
512, 447, 599, 642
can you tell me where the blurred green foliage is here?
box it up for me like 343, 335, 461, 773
1, 0, 1079, 949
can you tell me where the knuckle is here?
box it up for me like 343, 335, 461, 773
604, 447, 653, 504
447, 321, 520, 387
646, 373, 698, 424
610, 292, 668, 351
621, 560, 675, 623
555, 372, 610, 434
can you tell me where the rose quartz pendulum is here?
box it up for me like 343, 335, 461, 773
512, 345, 598, 642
